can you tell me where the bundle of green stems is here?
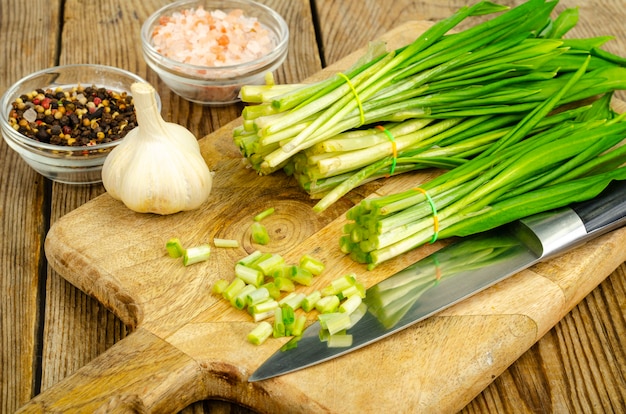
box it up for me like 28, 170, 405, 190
343, 93, 626, 268
233, 0, 626, 266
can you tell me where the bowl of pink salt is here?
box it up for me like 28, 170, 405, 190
141, 0, 289, 105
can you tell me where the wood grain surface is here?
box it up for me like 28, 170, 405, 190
1, 1, 625, 413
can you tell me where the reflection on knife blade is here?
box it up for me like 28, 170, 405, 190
365, 234, 522, 329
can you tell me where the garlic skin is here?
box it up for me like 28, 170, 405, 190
102, 82, 213, 215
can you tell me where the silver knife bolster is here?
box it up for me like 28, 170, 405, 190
513, 180, 626, 259
513, 208, 589, 259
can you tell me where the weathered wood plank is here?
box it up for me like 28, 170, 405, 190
0, 1, 60, 412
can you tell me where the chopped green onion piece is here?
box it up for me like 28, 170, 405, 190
274, 276, 295, 292
248, 252, 273, 270
301, 290, 322, 312
278, 292, 298, 306
348, 302, 368, 329
254, 207, 275, 221
315, 295, 340, 314
291, 315, 307, 337
233, 284, 256, 309
246, 287, 270, 307
249, 298, 279, 315
273, 307, 285, 338
251, 222, 270, 245
213, 238, 240, 248
322, 274, 357, 296
248, 321, 273, 345
255, 253, 285, 276
299, 254, 325, 275
282, 305, 296, 335
237, 250, 263, 266
318, 315, 329, 330
165, 238, 185, 258
289, 266, 314, 286
319, 329, 330, 342
253, 310, 275, 322
271, 265, 290, 279
319, 312, 352, 335
339, 294, 362, 315
234, 263, 264, 287
183, 244, 211, 266
320, 286, 336, 297
222, 278, 246, 301
340, 281, 366, 299
212, 279, 230, 294
281, 305, 295, 324
261, 282, 281, 299
327, 333, 353, 348
279, 292, 306, 310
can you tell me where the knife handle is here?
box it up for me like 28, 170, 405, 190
570, 179, 626, 234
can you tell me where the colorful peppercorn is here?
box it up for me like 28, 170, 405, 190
7, 84, 137, 147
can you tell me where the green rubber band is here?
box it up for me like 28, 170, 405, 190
337, 72, 365, 126
414, 187, 439, 243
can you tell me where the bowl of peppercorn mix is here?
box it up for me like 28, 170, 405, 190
0, 64, 158, 185
141, 0, 289, 105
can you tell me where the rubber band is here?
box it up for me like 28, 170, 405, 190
413, 187, 439, 243
376, 125, 397, 176
337, 72, 365, 126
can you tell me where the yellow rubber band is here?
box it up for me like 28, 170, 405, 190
337, 72, 365, 126
414, 187, 439, 243
375, 125, 397, 176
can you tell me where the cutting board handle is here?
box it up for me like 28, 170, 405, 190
17, 329, 204, 413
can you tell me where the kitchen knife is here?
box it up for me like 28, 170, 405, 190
249, 179, 626, 382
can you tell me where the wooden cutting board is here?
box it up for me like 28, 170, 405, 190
19, 21, 626, 414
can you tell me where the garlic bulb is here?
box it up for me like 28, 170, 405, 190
102, 82, 213, 215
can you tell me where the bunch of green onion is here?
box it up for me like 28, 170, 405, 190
234, 0, 626, 268
343, 93, 626, 268
234, 0, 626, 216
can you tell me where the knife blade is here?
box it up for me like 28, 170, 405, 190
249, 180, 626, 382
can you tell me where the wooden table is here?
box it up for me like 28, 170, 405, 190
1, 0, 625, 412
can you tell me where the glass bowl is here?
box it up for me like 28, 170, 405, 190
141, 0, 289, 105
0, 64, 158, 185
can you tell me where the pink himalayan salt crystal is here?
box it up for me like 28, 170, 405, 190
151, 7, 275, 67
